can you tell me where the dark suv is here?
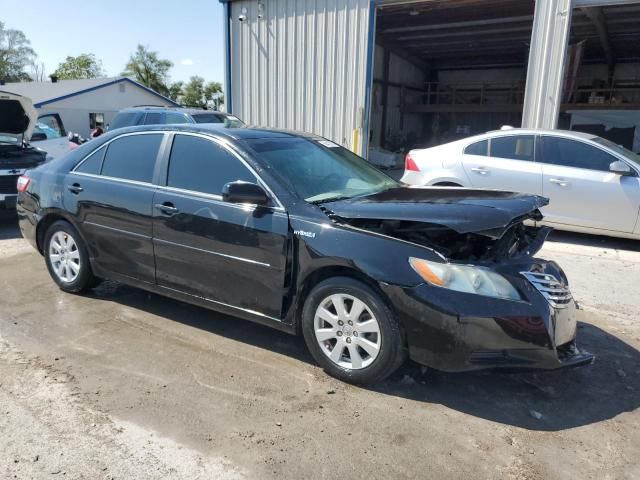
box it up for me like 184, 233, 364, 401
108, 107, 245, 131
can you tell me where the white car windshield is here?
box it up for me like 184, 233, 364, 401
592, 137, 640, 167
245, 137, 398, 203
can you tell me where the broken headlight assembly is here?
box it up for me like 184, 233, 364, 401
408, 257, 521, 301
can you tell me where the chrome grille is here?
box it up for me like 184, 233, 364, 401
520, 271, 573, 309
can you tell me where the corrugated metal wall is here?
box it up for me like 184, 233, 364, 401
229, 0, 373, 154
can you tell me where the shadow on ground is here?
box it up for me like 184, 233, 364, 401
89, 280, 639, 433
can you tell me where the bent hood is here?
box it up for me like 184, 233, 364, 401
322, 187, 548, 238
0, 90, 37, 142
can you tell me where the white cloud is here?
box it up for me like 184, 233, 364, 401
180, 59, 194, 66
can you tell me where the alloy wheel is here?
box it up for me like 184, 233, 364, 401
313, 293, 381, 370
48, 231, 81, 283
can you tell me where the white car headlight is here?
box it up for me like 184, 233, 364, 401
409, 257, 521, 301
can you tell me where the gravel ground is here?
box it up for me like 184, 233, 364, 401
0, 211, 638, 479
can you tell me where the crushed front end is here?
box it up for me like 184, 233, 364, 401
383, 250, 594, 372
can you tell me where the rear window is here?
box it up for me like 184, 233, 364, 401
489, 135, 534, 161
192, 113, 245, 127
464, 139, 488, 156
109, 112, 143, 130
101, 134, 162, 183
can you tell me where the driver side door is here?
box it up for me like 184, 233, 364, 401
152, 133, 290, 320
538, 135, 640, 233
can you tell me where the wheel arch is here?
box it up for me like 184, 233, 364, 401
35, 210, 87, 255
288, 265, 400, 339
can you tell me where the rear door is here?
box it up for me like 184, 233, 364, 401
538, 135, 640, 233
462, 135, 543, 195
67, 132, 165, 283
152, 133, 290, 320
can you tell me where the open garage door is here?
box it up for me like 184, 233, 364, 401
370, 0, 536, 167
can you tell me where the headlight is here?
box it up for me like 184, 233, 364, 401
409, 257, 521, 301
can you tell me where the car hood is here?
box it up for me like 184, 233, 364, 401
0, 91, 37, 142
322, 187, 549, 238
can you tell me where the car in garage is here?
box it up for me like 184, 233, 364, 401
401, 128, 640, 240
0, 91, 48, 209
16, 124, 593, 383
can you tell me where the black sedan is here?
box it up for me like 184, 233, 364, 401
16, 125, 594, 384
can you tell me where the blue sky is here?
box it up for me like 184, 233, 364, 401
2, 0, 226, 83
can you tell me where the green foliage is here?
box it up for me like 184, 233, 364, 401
181, 76, 224, 109
0, 22, 36, 82
168, 81, 184, 102
53, 54, 104, 80
122, 45, 173, 97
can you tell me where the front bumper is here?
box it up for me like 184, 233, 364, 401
383, 259, 594, 372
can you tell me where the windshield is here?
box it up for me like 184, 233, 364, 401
33, 122, 62, 139
244, 137, 398, 202
592, 137, 640, 167
192, 113, 245, 128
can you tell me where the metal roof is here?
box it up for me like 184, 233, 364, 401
0, 77, 180, 108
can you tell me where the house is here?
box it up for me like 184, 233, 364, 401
1, 77, 179, 137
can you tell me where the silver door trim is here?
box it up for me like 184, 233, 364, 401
153, 237, 273, 268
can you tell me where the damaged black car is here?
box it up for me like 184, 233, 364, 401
17, 125, 594, 384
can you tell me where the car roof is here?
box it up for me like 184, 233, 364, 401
477, 128, 597, 141
104, 124, 320, 142
117, 106, 234, 116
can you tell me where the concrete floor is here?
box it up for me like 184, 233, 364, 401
0, 211, 638, 479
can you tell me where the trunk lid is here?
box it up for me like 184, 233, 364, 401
0, 91, 37, 143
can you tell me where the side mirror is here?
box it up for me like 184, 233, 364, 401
609, 160, 634, 176
222, 181, 270, 205
30, 132, 47, 142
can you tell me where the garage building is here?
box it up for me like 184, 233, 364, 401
220, 0, 640, 160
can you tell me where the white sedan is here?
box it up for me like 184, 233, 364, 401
401, 128, 640, 240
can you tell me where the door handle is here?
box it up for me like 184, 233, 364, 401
67, 183, 83, 194
154, 202, 179, 215
471, 167, 489, 175
549, 178, 569, 187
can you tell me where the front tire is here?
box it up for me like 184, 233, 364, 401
302, 277, 406, 384
44, 220, 97, 293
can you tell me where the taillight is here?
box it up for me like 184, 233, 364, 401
404, 152, 420, 172
17, 175, 30, 193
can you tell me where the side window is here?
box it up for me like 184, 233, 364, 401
143, 112, 165, 125
490, 135, 534, 161
464, 139, 488, 156
166, 112, 191, 124
101, 134, 163, 183
109, 112, 143, 130
75, 147, 105, 174
167, 135, 255, 195
89, 113, 105, 129
539, 136, 618, 171
37, 114, 66, 137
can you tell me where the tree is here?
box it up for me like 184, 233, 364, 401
181, 76, 224, 109
122, 45, 172, 97
53, 54, 104, 80
0, 22, 36, 82
168, 81, 184, 103
204, 81, 224, 110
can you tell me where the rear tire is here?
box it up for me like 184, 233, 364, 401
302, 277, 406, 384
44, 220, 97, 293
